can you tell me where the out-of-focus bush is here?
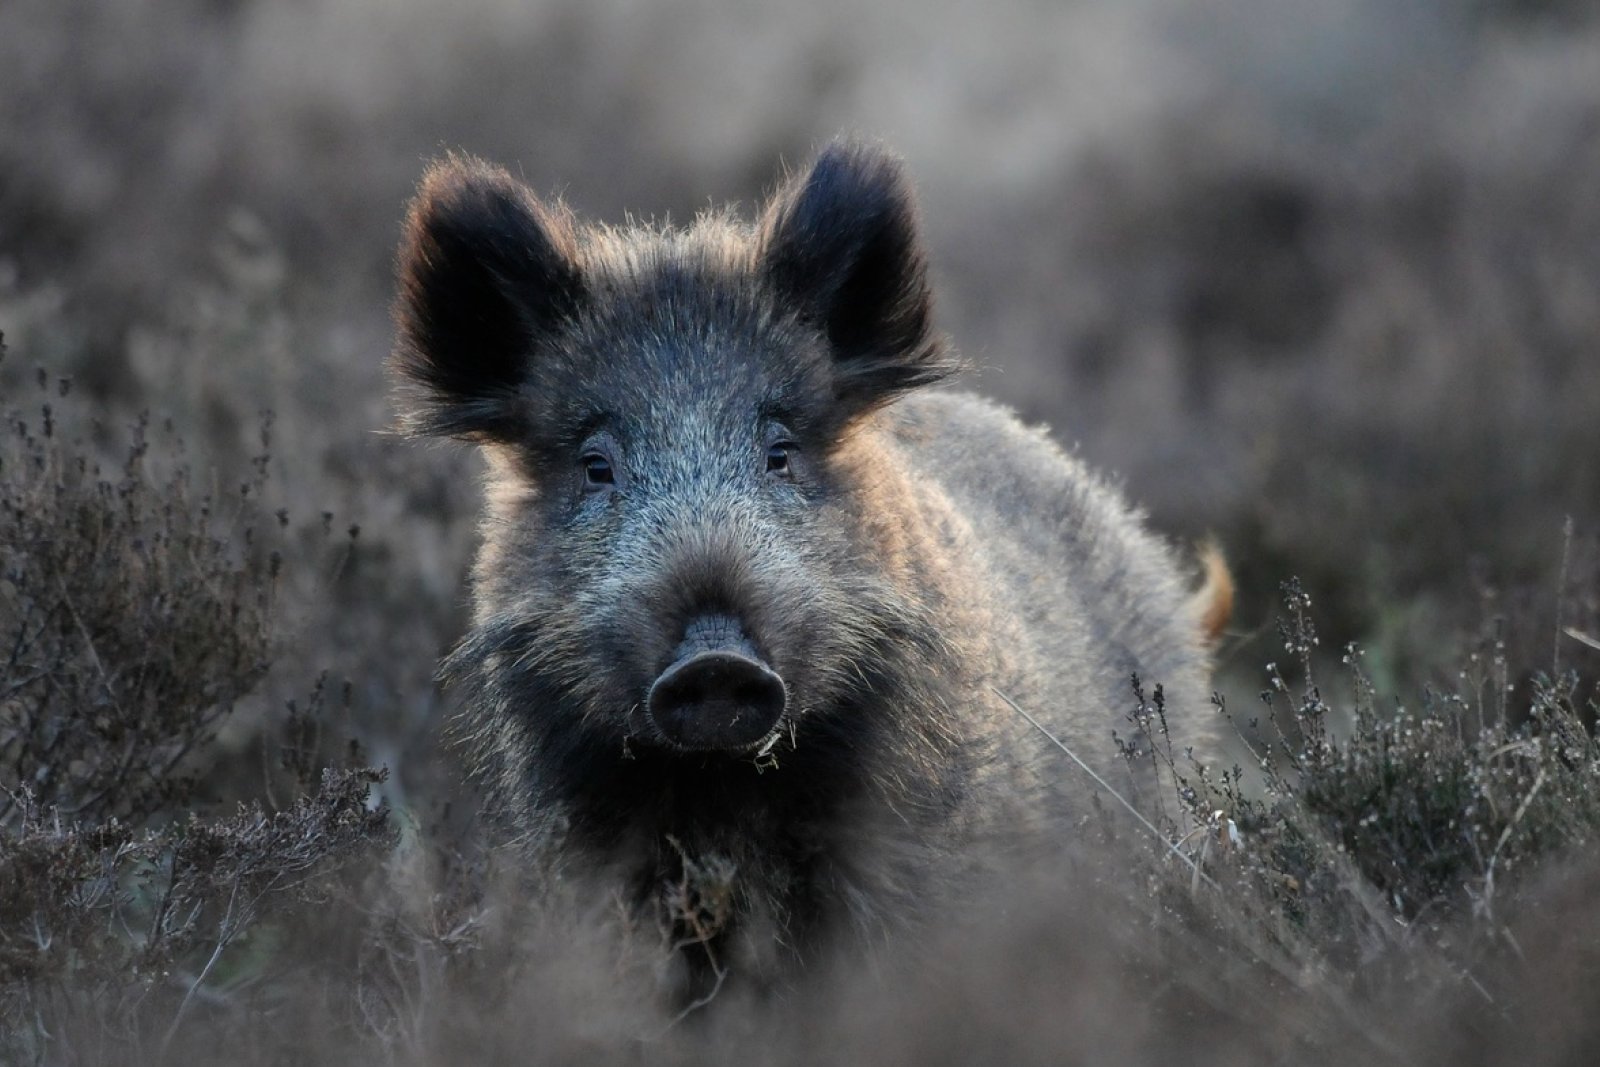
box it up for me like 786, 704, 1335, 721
0, 336, 389, 1062
1, 375, 273, 824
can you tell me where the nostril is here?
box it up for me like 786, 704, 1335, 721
652, 651, 783, 714
647, 649, 787, 752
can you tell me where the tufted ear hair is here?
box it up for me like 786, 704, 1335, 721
391, 155, 585, 440
760, 141, 958, 411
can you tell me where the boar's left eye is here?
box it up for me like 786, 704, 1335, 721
582, 452, 615, 489
766, 442, 796, 478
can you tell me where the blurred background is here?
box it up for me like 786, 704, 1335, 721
2, 0, 1597, 803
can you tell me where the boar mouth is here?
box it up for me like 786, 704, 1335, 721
646, 614, 787, 752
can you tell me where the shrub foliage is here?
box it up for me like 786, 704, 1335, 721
0, 335, 388, 1062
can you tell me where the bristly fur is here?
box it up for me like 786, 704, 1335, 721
390, 139, 1221, 993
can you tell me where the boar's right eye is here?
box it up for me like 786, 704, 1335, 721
765, 443, 795, 477
582, 452, 615, 489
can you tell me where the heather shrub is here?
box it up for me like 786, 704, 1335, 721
1192, 578, 1599, 929
0, 334, 388, 1063
1105, 574, 1600, 1061
1, 372, 273, 824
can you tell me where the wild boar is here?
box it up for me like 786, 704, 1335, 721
391, 140, 1229, 986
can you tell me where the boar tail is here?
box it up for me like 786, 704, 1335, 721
1191, 540, 1234, 647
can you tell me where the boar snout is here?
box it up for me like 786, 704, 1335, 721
647, 614, 786, 752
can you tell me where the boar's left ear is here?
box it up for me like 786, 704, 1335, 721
760, 141, 958, 410
392, 155, 584, 440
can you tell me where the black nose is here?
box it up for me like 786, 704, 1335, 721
647, 616, 786, 751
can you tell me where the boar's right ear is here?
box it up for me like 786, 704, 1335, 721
760, 141, 958, 411
392, 156, 584, 440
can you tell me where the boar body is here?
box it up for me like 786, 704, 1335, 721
392, 142, 1223, 979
